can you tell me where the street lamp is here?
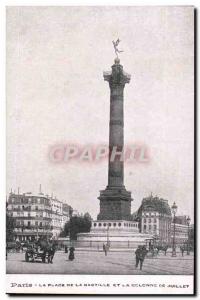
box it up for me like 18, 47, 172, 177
106, 223, 110, 247
186, 216, 191, 255
171, 202, 177, 257
69, 207, 73, 245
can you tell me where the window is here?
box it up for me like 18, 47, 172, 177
35, 221, 38, 226
118, 223, 121, 227
144, 225, 146, 230
28, 221, 31, 227
149, 225, 151, 230
98, 223, 102, 227
109, 223, 111, 227
39, 222, 42, 227
94, 223, 97, 227
28, 212, 30, 217
35, 206, 38, 210
154, 225, 157, 230
144, 218, 146, 223
154, 218, 157, 223
113, 223, 116, 227
103, 223, 106, 227
148, 218, 151, 223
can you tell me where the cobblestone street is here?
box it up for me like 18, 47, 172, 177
6, 251, 194, 275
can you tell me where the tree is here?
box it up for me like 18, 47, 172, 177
60, 213, 92, 240
6, 213, 15, 243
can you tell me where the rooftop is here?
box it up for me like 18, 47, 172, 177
137, 196, 172, 216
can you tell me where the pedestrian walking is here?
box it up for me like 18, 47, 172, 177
68, 246, 75, 261
103, 243, 107, 256
135, 245, 147, 270
180, 245, 184, 257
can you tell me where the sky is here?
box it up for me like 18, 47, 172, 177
7, 6, 194, 220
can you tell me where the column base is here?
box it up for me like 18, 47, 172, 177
97, 186, 133, 221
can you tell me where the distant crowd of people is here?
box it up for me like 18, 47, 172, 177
7, 239, 192, 270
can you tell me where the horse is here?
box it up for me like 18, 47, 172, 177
156, 245, 169, 255
38, 239, 57, 263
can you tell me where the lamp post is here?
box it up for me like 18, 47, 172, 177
106, 223, 110, 247
171, 202, 177, 257
69, 207, 73, 246
186, 216, 191, 255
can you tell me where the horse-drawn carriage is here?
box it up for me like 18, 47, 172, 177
25, 240, 57, 263
25, 246, 48, 263
144, 238, 170, 257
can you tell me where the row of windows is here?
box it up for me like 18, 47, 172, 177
52, 218, 63, 223
93, 222, 137, 228
144, 224, 157, 230
9, 205, 49, 211
16, 220, 50, 227
143, 218, 157, 223
11, 211, 52, 217
15, 211, 43, 217
143, 212, 158, 217
172, 228, 188, 233
52, 204, 62, 209
10, 197, 50, 205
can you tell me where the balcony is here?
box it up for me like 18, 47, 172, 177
15, 225, 53, 231
11, 206, 51, 212
13, 215, 52, 220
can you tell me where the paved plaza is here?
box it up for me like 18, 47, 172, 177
6, 250, 194, 275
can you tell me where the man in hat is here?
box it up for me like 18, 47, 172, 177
135, 245, 148, 270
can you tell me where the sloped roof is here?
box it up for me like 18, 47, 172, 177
137, 196, 172, 217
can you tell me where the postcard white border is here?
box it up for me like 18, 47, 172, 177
6, 274, 194, 294
1, 1, 198, 298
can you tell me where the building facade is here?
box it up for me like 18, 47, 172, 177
170, 219, 191, 246
50, 197, 63, 237
137, 196, 192, 246
62, 203, 72, 227
7, 193, 52, 241
138, 196, 172, 244
7, 192, 72, 241
50, 198, 72, 237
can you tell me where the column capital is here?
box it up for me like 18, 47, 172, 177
103, 59, 131, 87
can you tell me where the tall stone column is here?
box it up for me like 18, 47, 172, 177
98, 58, 132, 221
